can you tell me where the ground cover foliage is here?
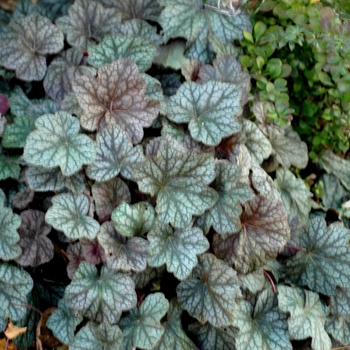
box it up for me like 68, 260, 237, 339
1, 0, 350, 349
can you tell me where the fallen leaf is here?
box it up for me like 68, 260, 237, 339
4, 321, 27, 340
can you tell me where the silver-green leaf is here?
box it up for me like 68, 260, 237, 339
147, 222, 209, 280
64, 262, 137, 324
177, 253, 241, 327
23, 111, 96, 176
45, 193, 100, 240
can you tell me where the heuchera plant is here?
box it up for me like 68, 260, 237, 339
1, 0, 350, 349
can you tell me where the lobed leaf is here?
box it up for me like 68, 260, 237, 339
0, 14, 63, 81
69, 322, 123, 350
98, 221, 149, 272
197, 160, 252, 234
133, 136, 218, 228
92, 177, 131, 222
147, 222, 209, 280
158, 0, 251, 62
26, 166, 86, 194
177, 253, 241, 327
153, 299, 196, 350
44, 47, 96, 102
275, 168, 313, 224
56, 0, 121, 49
119, 292, 169, 350
15, 210, 53, 267
278, 285, 331, 350
213, 195, 290, 274
65, 262, 137, 324
188, 322, 237, 350
101, 0, 161, 21
0, 205, 21, 261
286, 216, 350, 296
0, 154, 20, 180
73, 59, 160, 143
2, 116, 35, 149
233, 288, 292, 350
23, 111, 96, 176
88, 34, 158, 72
167, 81, 242, 146
46, 298, 83, 345
86, 125, 145, 182
45, 193, 100, 240
0, 263, 33, 331
112, 201, 156, 237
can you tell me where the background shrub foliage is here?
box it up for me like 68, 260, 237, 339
1, 0, 350, 349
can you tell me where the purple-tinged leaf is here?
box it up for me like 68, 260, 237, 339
0, 14, 63, 81
0, 94, 9, 115
213, 196, 290, 274
81, 238, 105, 266
15, 210, 53, 267
92, 177, 131, 222
56, 0, 121, 49
12, 187, 35, 210
44, 47, 96, 102
98, 221, 148, 272
66, 242, 85, 279
73, 59, 160, 143
64, 262, 137, 324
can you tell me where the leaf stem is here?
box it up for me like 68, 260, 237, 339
9, 302, 42, 316
284, 245, 301, 252
263, 270, 276, 293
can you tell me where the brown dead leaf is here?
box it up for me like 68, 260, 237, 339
4, 321, 27, 340
0, 338, 17, 350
